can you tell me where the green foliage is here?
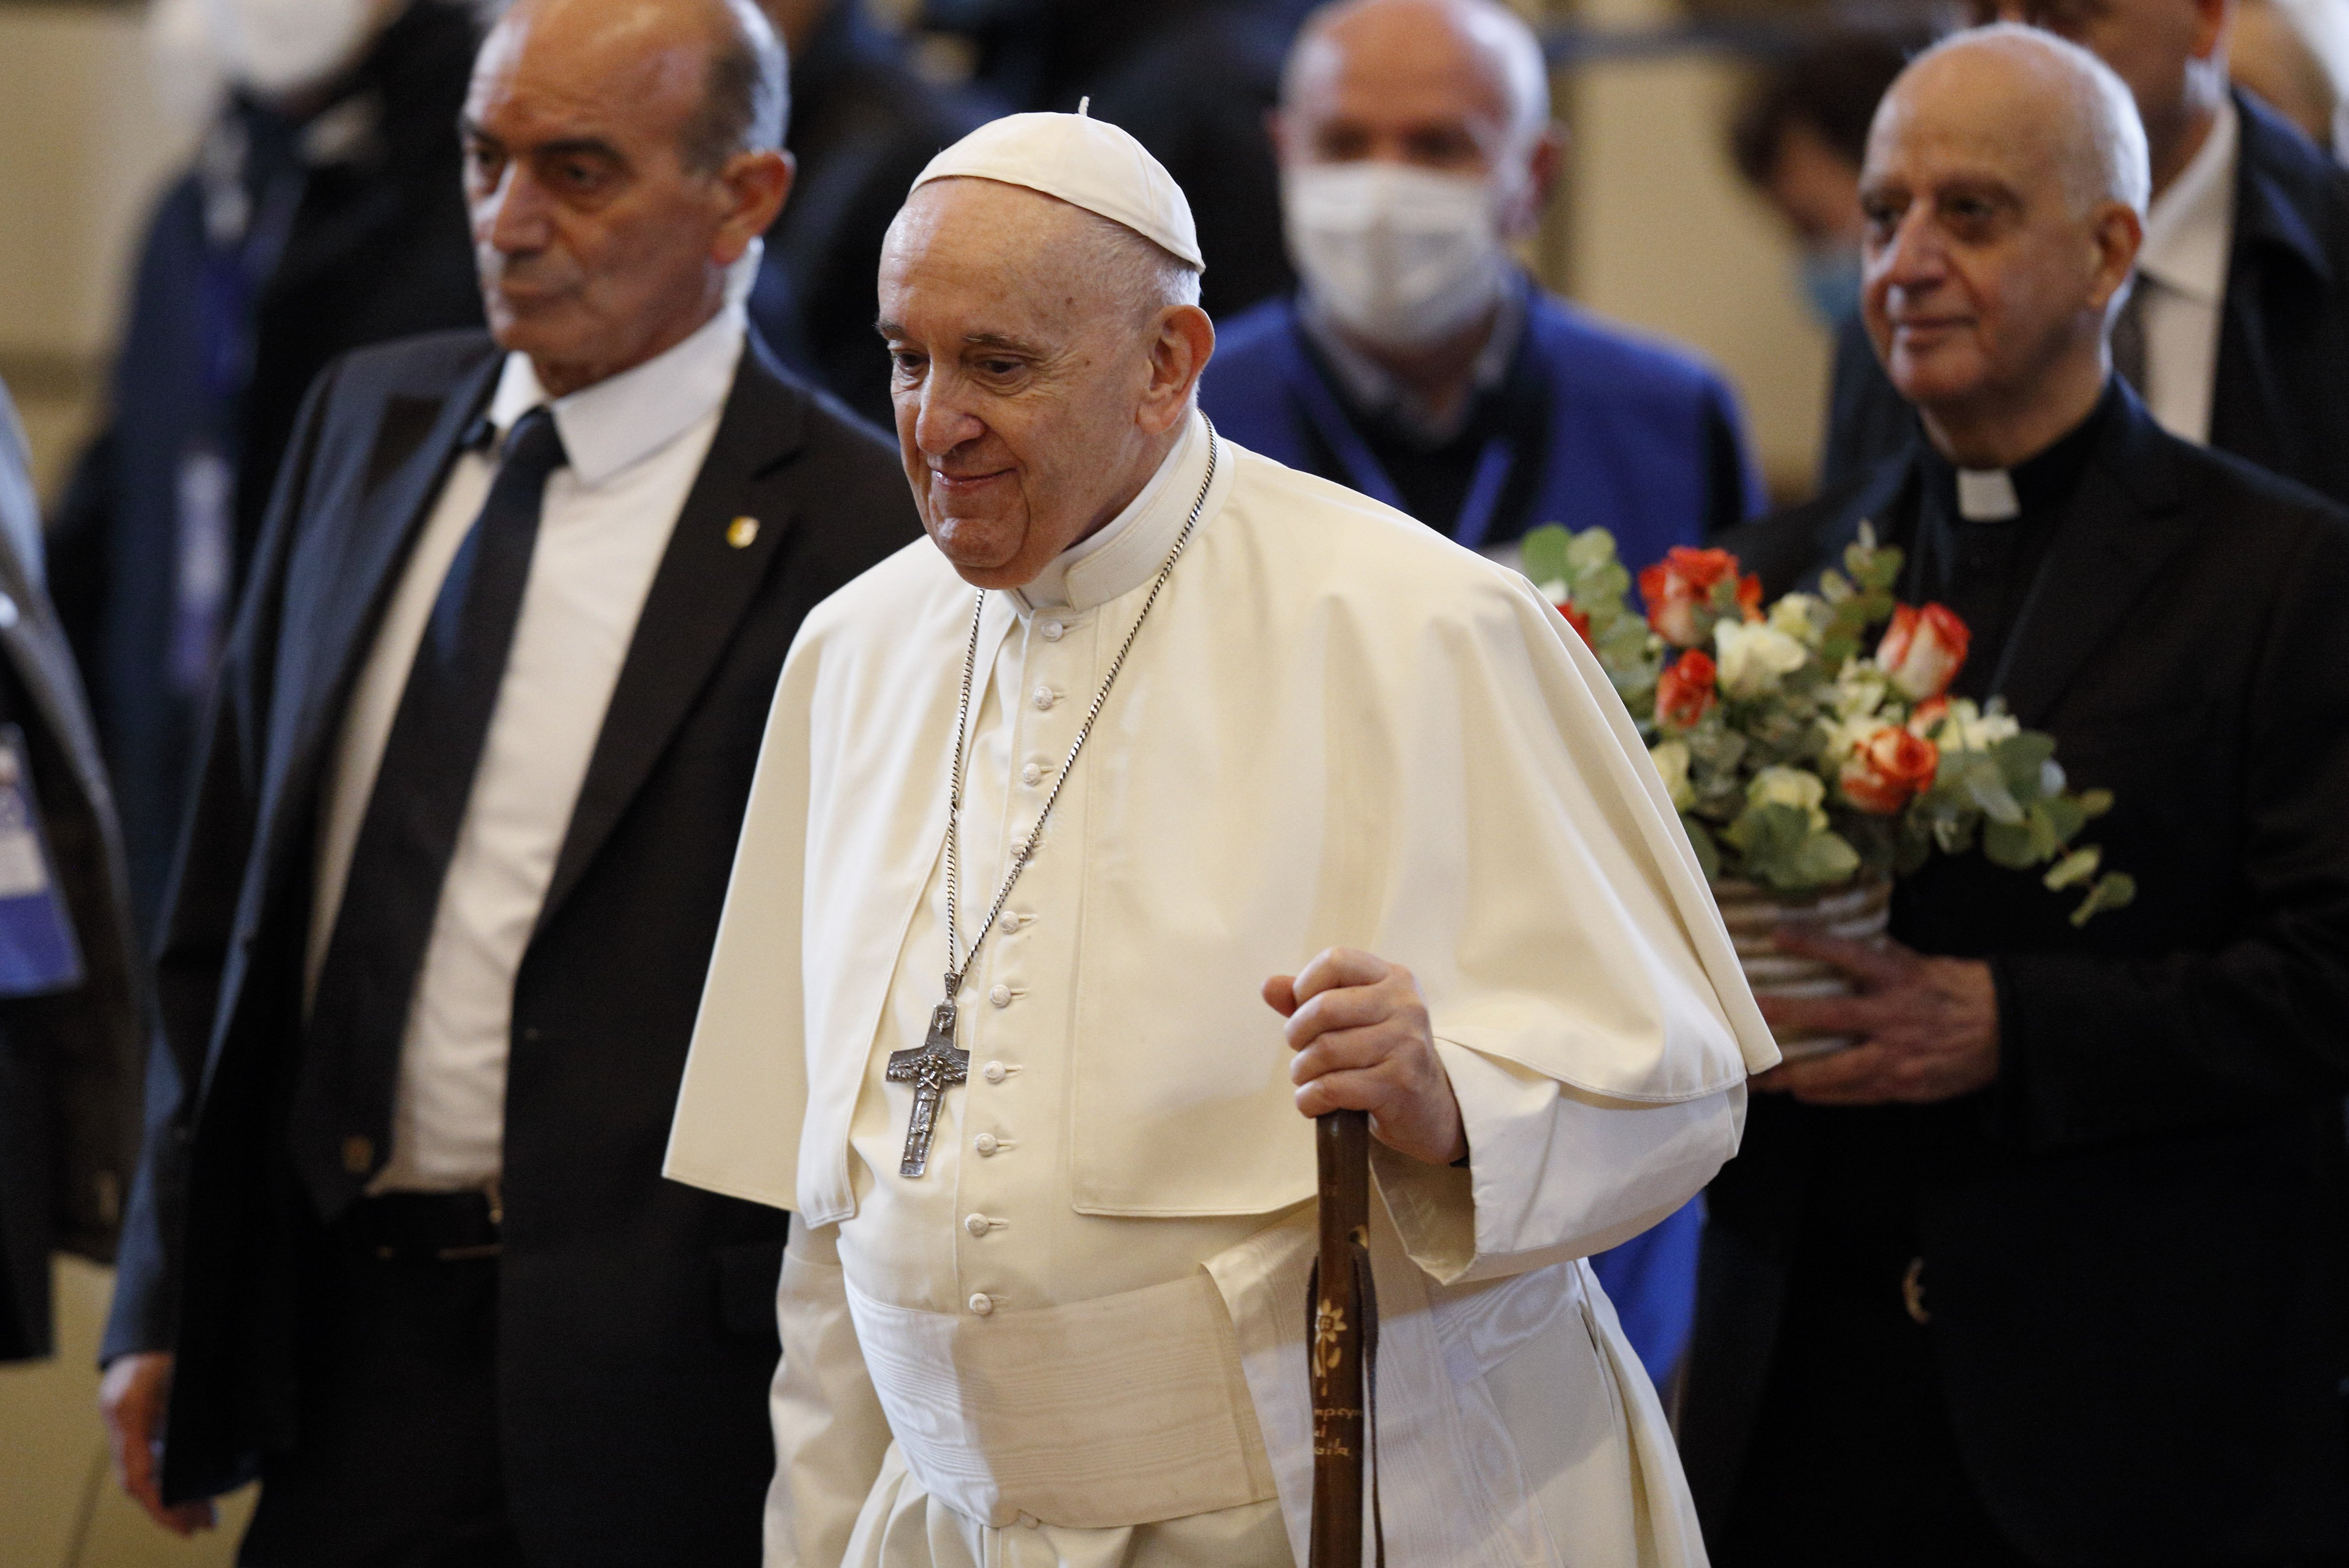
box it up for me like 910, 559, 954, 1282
1532, 521, 2131, 919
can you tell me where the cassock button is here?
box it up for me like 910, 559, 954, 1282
982, 1060, 1007, 1083
1039, 620, 1064, 642
969, 1292, 995, 1316
1000, 911, 1022, 931
1020, 762, 1043, 787
974, 1134, 1000, 1156
341, 1135, 375, 1175
989, 984, 1011, 1008
965, 1213, 991, 1237
726, 516, 759, 549
1032, 686, 1056, 711
1017, 1512, 1041, 1529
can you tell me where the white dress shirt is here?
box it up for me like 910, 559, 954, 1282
2134, 98, 2238, 445
311, 300, 744, 1192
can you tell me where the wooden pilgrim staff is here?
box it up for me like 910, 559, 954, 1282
1310, 1108, 1379, 1568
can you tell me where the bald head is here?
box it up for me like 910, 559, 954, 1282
1857, 23, 2145, 466
463, 0, 795, 394
1889, 24, 2150, 217
875, 177, 1216, 589
1284, 0, 1550, 156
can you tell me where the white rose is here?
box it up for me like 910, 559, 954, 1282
1650, 739, 1695, 810
1749, 764, 1830, 831
1831, 661, 1890, 721
1964, 709, 2021, 749
1768, 591, 1825, 646
1713, 619, 1810, 698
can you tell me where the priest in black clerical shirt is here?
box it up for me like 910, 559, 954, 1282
1685, 26, 2349, 1568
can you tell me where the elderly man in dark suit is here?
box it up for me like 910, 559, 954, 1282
0, 378, 147, 1366
1822, 0, 2349, 509
95, 0, 919, 1562
1685, 25, 2349, 1567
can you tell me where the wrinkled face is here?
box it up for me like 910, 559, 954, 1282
460, 0, 743, 390
1858, 54, 2120, 415
877, 181, 1167, 589
1971, 0, 2222, 134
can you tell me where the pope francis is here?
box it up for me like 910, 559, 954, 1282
666, 109, 1778, 1568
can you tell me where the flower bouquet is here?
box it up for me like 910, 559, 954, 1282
1521, 523, 2134, 1057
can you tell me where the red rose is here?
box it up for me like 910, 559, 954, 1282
1638, 547, 1762, 647
1655, 648, 1719, 731
1877, 602, 1972, 701
1839, 725, 1941, 813
1556, 599, 1595, 648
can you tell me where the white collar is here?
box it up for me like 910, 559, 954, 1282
487, 296, 747, 487
2137, 96, 2237, 308
1955, 467, 2021, 521
1297, 273, 1526, 447
1012, 409, 1213, 616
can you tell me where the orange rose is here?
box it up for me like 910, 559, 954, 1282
1638, 547, 1762, 647
1655, 648, 1719, 731
1877, 603, 1972, 701
1556, 598, 1595, 648
1839, 725, 1940, 813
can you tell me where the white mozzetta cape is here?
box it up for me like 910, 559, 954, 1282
668, 414, 1777, 1567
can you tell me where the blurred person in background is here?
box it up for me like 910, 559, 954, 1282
746, 0, 992, 426
923, 0, 1311, 317
93, 0, 918, 1560
0, 378, 147, 1370
1204, 0, 1759, 572
1203, 0, 1759, 1390
1822, 0, 2349, 505
1730, 31, 1918, 333
1687, 28, 2349, 1565
49, 0, 486, 937
2231, 0, 2345, 150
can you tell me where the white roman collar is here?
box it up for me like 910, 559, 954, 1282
1013, 408, 1214, 615
2138, 96, 2237, 309
487, 293, 747, 487
1955, 468, 2021, 522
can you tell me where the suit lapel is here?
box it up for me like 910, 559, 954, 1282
1989, 392, 2197, 726
284, 350, 501, 787
535, 341, 811, 930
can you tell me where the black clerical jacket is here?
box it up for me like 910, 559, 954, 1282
1822, 90, 2349, 509
1688, 387, 2349, 1563
102, 329, 921, 1563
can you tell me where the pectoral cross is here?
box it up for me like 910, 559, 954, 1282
886, 994, 969, 1178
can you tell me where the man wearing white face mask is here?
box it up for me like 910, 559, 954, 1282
1200, 0, 1759, 1391
1202, 0, 1762, 578
50, 0, 484, 941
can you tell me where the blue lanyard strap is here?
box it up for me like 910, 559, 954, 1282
1277, 319, 1515, 549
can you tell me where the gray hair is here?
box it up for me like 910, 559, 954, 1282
1284, 0, 1553, 154
1906, 22, 2151, 216
1086, 213, 1204, 318
683, 0, 788, 172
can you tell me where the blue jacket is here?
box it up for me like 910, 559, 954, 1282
1201, 287, 1761, 566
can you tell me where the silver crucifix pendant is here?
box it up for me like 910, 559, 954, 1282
886, 999, 970, 1177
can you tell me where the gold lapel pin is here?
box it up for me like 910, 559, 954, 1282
727, 516, 760, 549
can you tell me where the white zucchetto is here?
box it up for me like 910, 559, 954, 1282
908, 109, 1206, 272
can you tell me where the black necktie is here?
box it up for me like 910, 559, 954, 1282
293, 407, 568, 1218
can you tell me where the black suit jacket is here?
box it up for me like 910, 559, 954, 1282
0, 382, 146, 1362
1821, 91, 2349, 507
101, 329, 920, 1563
1689, 389, 2349, 1562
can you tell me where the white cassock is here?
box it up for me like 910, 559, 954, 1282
666, 408, 1778, 1568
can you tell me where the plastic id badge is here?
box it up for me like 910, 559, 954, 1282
0, 725, 83, 996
